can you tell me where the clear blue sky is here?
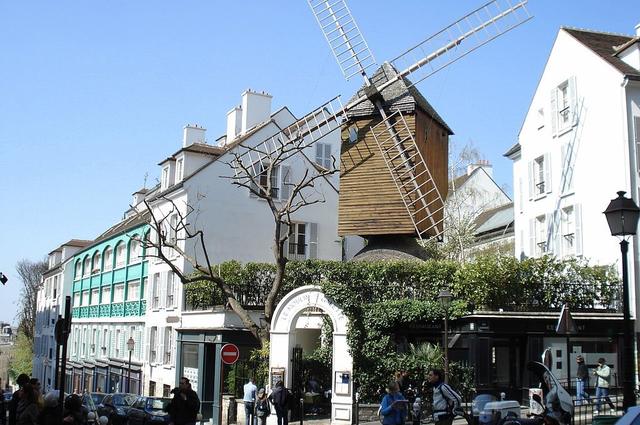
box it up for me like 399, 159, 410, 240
0, 1, 637, 324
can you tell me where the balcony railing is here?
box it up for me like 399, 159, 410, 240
72, 300, 146, 318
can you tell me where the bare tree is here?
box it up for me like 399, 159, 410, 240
141, 134, 338, 347
15, 259, 47, 343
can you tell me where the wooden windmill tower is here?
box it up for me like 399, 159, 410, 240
234, 0, 531, 247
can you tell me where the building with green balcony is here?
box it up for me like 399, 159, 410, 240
66, 211, 150, 395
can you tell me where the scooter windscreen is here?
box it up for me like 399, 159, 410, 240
527, 361, 574, 417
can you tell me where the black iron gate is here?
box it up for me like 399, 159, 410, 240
291, 346, 304, 421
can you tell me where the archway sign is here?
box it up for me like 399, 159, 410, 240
269, 285, 353, 425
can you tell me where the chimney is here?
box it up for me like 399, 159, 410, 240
226, 106, 242, 143
183, 124, 206, 147
466, 159, 493, 177
241, 89, 272, 134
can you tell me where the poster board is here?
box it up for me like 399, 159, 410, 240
271, 367, 285, 389
334, 371, 351, 396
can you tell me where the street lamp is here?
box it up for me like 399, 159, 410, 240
43, 357, 51, 392
438, 289, 453, 382
604, 190, 640, 411
126, 337, 135, 394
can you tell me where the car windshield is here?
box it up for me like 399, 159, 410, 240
149, 399, 170, 411
113, 394, 137, 406
91, 393, 105, 405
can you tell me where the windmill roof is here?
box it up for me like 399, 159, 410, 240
346, 62, 453, 134
563, 27, 640, 81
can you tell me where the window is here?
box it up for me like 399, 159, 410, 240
287, 223, 307, 260
101, 286, 111, 304
83, 256, 91, 277
115, 242, 126, 268
530, 155, 550, 198
92, 251, 101, 275
91, 288, 99, 305
149, 327, 157, 363
258, 163, 280, 198
163, 385, 171, 398
176, 158, 184, 181
163, 327, 173, 364
91, 329, 97, 355
161, 166, 170, 190
113, 283, 125, 303
115, 328, 121, 358
82, 290, 90, 306
103, 247, 113, 271
551, 77, 576, 135
102, 329, 108, 356
73, 292, 81, 307
561, 206, 575, 256
535, 215, 547, 256
151, 273, 160, 309
535, 156, 545, 195
82, 328, 87, 357
74, 261, 82, 280
127, 280, 140, 301
166, 273, 175, 309
537, 108, 544, 130
169, 215, 178, 245
315, 143, 332, 169
348, 125, 358, 144
129, 238, 141, 264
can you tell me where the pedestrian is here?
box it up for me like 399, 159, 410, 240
379, 381, 407, 425
593, 358, 615, 414
37, 391, 62, 425
269, 381, 290, 425
16, 383, 39, 425
243, 377, 257, 425
575, 356, 590, 405
62, 394, 84, 425
426, 369, 462, 425
166, 377, 201, 425
8, 374, 30, 425
254, 388, 271, 425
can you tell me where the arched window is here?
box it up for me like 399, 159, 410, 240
103, 246, 113, 272
92, 251, 101, 275
115, 242, 126, 268
129, 236, 141, 264
74, 261, 82, 280
82, 256, 91, 277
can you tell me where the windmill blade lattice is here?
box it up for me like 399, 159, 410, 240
390, 0, 532, 88
308, 0, 377, 81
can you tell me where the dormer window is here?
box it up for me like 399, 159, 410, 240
161, 166, 170, 190
175, 158, 184, 182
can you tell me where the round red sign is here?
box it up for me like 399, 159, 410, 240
221, 343, 240, 365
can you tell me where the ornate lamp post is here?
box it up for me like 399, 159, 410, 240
126, 337, 135, 394
42, 357, 51, 392
604, 191, 640, 411
438, 289, 453, 382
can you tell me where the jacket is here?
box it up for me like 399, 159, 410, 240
594, 364, 611, 388
432, 382, 462, 421
269, 387, 290, 409
379, 392, 406, 425
576, 363, 588, 381
167, 389, 201, 425
15, 401, 38, 425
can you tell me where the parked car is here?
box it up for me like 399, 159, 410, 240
88, 392, 106, 407
83, 392, 105, 419
127, 397, 171, 425
97, 393, 137, 425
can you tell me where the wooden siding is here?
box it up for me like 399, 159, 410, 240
338, 111, 449, 238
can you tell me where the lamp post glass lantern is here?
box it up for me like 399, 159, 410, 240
603, 191, 639, 411
438, 290, 453, 382
127, 337, 135, 394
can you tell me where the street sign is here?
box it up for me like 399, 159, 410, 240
221, 343, 240, 365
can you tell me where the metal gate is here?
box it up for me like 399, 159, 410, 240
290, 346, 304, 421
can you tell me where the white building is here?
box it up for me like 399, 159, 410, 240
34, 239, 91, 392
506, 25, 640, 309
142, 89, 357, 399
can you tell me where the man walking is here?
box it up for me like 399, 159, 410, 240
593, 358, 615, 414
167, 377, 201, 425
426, 369, 463, 425
575, 355, 591, 405
269, 381, 290, 425
243, 377, 257, 425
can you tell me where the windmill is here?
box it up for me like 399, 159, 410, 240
234, 0, 531, 246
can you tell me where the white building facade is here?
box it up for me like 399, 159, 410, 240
507, 26, 640, 313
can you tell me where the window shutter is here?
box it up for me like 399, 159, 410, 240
308, 222, 318, 259
118, 329, 124, 358
144, 328, 150, 362
528, 161, 534, 200
315, 144, 323, 166
249, 164, 259, 198
568, 76, 577, 126
529, 219, 535, 257
160, 273, 167, 309
157, 328, 165, 365
135, 328, 142, 360
550, 88, 558, 136
544, 154, 552, 194
166, 273, 173, 308
110, 330, 115, 358
634, 117, 640, 173
575, 204, 583, 256
279, 223, 290, 255
280, 165, 291, 200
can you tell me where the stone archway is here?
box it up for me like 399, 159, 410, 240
270, 285, 353, 425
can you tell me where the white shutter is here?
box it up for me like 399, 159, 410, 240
157, 327, 165, 365
144, 327, 150, 362
528, 161, 534, 200
160, 273, 167, 309
280, 165, 291, 200
118, 328, 124, 358
634, 117, 640, 173
280, 223, 290, 256
110, 329, 116, 358
135, 328, 142, 360
575, 204, 583, 256
170, 328, 176, 366
568, 76, 577, 126
544, 154, 552, 194
550, 88, 558, 136
529, 219, 535, 257
308, 222, 318, 259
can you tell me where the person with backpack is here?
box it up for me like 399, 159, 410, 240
379, 381, 407, 425
254, 388, 271, 425
426, 369, 462, 425
269, 381, 290, 425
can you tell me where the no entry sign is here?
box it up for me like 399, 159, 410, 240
221, 343, 240, 365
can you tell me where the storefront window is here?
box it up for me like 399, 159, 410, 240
182, 343, 199, 390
